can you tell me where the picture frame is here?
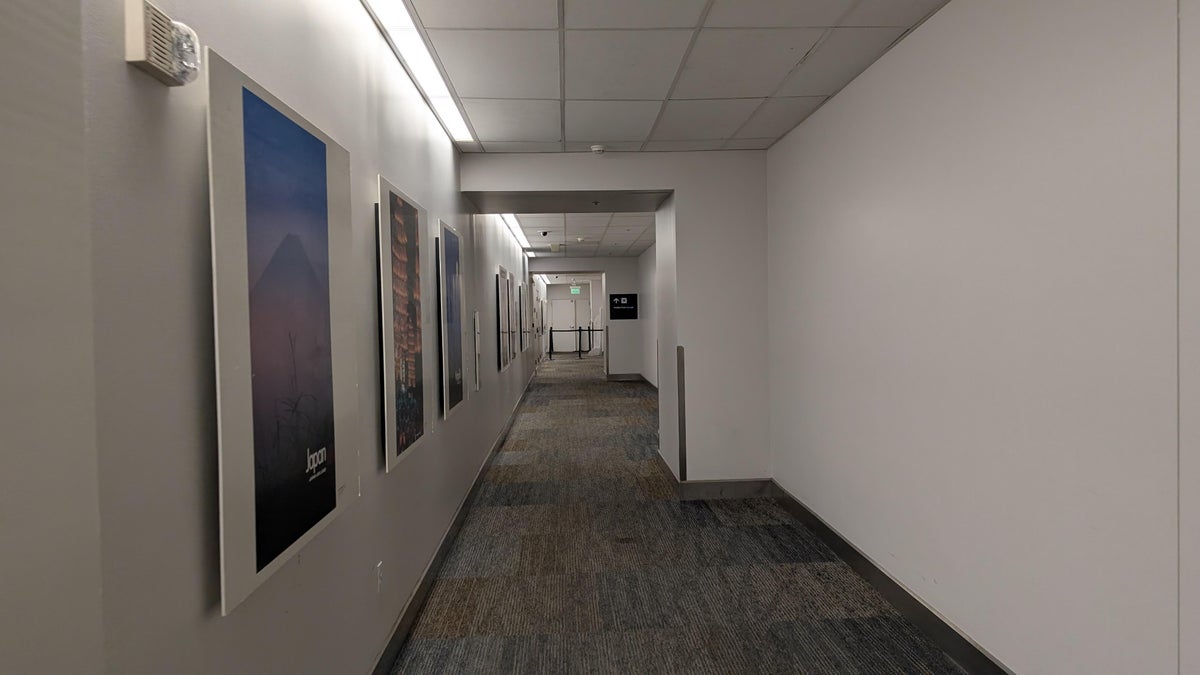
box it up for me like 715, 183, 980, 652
438, 221, 465, 417
376, 176, 427, 472
207, 49, 356, 615
497, 266, 511, 371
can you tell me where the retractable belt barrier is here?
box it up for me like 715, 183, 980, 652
548, 327, 600, 359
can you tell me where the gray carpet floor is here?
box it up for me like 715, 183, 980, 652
392, 355, 964, 674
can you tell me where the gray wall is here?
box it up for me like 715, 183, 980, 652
766, 0, 1178, 671
0, 1, 104, 672
36, 0, 541, 672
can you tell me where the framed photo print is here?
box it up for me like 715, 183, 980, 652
376, 176, 426, 472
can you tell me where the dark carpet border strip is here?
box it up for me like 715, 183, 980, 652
771, 482, 1010, 675
605, 373, 649, 383
370, 376, 536, 675
676, 478, 778, 500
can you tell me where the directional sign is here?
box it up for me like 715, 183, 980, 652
609, 293, 638, 320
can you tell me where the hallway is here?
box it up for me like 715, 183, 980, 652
392, 357, 962, 673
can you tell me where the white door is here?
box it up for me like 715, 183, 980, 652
550, 299, 576, 352
575, 296, 593, 352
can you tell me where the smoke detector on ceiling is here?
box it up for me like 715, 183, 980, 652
590, 144, 606, 155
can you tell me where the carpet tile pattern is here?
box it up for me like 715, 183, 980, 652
393, 356, 963, 674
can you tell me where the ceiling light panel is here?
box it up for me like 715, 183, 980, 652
672, 28, 824, 99
410, 0, 558, 28
565, 30, 692, 99
705, 0, 855, 27
776, 27, 906, 96
565, 0, 707, 28
427, 30, 560, 99
367, 0, 474, 141
502, 213, 532, 250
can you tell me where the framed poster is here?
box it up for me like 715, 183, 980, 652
496, 266, 510, 370
376, 177, 426, 472
518, 283, 528, 351
207, 49, 355, 615
438, 221, 465, 416
473, 310, 482, 391
507, 272, 517, 361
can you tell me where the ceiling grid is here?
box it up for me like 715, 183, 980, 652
406, 0, 949, 152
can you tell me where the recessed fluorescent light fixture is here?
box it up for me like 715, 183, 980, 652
362, 0, 474, 142
501, 214, 532, 254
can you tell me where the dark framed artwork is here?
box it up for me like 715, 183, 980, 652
438, 221, 465, 416
497, 266, 511, 370
207, 49, 355, 615
473, 309, 481, 391
376, 176, 426, 472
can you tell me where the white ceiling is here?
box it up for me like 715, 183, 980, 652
406, 0, 948, 153
517, 212, 654, 257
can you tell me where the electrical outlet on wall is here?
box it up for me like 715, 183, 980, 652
376, 561, 383, 594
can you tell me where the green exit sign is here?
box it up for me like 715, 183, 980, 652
570, 286, 581, 295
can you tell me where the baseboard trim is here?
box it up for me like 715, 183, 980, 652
676, 478, 778, 501
771, 481, 1009, 675
606, 373, 648, 383
370, 385, 531, 675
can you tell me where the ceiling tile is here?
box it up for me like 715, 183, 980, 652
565, 0, 707, 28
841, 0, 948, 27
566, 30, 692, 99
723, 137, 775, 150
735, 96, 825, 138
465, 100, 561, 141
516, 214, 565, 227
411, 0, 558, 28
644, 139, 727, 151
428, 30, 559, 99
650, 99, 761, 140
480, 141, 563, 152
705, 0, 856, 27
565, 101, 663, 141
565, 141, 644, 152
609, 213, 654, 228
566, 213, 613, 228
673, 29, 824, 98
777, 27, 906, 96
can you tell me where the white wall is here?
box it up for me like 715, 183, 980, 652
74, 0, 537, 672
0, 1, 104, 672
465, 153, 769, 481
531, 257, 645, 377
767, 1, 1178, 672
638, 245, 658, 387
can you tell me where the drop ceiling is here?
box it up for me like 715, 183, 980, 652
517, 212, 654, 257
405, 0, 948, 153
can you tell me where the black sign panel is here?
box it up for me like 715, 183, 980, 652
609, 293, 638, 320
